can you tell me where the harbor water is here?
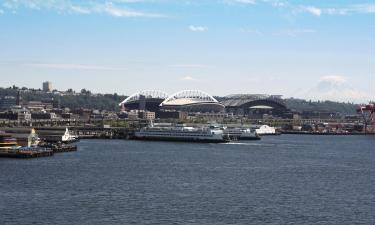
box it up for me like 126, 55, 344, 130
1, 135, 375, 224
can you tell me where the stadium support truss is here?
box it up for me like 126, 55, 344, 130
119, 90, 168, 106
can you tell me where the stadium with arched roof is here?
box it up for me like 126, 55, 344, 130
119, 90, 168, 112
219, 94, 289, 117
160, 90, 225, 113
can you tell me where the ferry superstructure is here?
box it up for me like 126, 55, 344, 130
252, 125, 279, 135
133, 124, 229, 143
224, 128, 261, 140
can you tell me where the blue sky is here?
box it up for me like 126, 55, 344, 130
0, 0, 374, 103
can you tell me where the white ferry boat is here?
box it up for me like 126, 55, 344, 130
224, 128, 261, 140
252, 125, 279, 136
133, 123, 229, 143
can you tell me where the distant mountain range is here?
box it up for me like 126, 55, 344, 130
298, 76, 371, 104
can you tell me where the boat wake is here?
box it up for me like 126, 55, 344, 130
221, 142, 264, 146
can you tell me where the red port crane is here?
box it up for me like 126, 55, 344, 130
357, 104, 375, 134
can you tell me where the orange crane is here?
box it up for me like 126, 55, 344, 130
357, 104, 375, 134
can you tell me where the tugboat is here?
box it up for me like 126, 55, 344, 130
133, 123, 229, 143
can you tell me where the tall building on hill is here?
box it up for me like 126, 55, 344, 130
42, 81, 52, 92
16, 91, 21, 106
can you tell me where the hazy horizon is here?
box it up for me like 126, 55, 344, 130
0, 0, 374, 103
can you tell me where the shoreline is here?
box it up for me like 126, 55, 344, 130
281, 131, 374, 136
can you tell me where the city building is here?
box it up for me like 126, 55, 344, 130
139, 111, 156, 120
70, 108, 92, 121
157, 111, 187, 120
0, 96, 17, 110
0, 110, 31, 121
31, 112, 58, 120
127, 111, 139, 120
42, 98, 60, 109
24, 101, 55, 111
61, 113, 79, 120
42, 81, 52, 92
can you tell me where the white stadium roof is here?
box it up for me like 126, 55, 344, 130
160, 90, 218, 106
119, 90, 168, 106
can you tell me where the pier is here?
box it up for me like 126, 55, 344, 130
0, 144, 77, 159
39, 143, 78, 153
0, 148, 54, 158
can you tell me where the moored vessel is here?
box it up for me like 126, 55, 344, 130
252, 125, 280, 136
224, 128, 261, 140
0, 133, 19, 150
133, 123, 229, 143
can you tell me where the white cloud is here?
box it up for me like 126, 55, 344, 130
273, 28, 316, 37
170, 64, 212, 69
252, 2, 375, 17
325, 8, 348, 16
240, 28, 315, 37
225, 1, 374, 17
113, 0, 150, 3
239, 28, 263, 36
232, 0, 256, 4
189, 25, 208, 32
96, 2, 165, 17
181, 76, 197, 81
299, 4, 375, 16
2, 0, 70, 11
361, 4, 375, 13
25, 63, 128, 71
269, 0, 286, 8
326, 4, 375, 15
70, 6, 91, 14
225, 0, 289, 6
3, 0, 375, 18
0, 0, 165, 18
301, 6, 322, 16
319, 75, 347, 84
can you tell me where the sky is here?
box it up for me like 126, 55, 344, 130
0, 0, 374, 103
